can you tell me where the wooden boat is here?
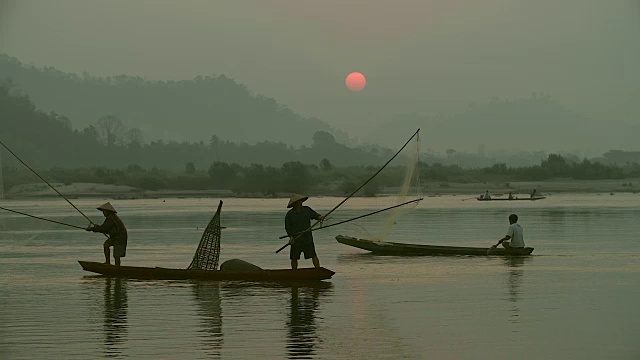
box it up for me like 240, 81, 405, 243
79, 201, 336, 282
79, 261, 335, 281
477, 196, 546, 201
336, 235, 534, 256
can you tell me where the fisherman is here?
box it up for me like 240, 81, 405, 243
508, 192, 514, 200
530, 189, 537, 198
86, 202, 128, 266
496, 214, 524, 249
482, 190, 491, 200
285, 194, 324, 270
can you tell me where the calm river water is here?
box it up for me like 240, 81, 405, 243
1, 194, 639, 359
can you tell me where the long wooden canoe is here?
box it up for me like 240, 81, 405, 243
79, 261, 335, 281
476, 196, 546, 201
336, 235, 534, 256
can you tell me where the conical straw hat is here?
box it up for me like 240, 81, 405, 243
97, 202, 117, 213
287, 194, 308, 208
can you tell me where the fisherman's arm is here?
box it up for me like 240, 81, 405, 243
86, 218, 113, 233
497, 235, 511, 245
498, 227, 514, 244
285, 213, 295, 244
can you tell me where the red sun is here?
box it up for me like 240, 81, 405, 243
346, 72, 366, 92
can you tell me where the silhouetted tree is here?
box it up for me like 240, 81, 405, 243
96, 115, 126, 147
281, 161, 310, 194
208, 161, 237, 189
186, 162, 196, 174
320, 158, 333, 171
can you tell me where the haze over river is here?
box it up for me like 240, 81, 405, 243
1, 195, 638, 359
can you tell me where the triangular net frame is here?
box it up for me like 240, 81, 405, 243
188, 200, 223, 270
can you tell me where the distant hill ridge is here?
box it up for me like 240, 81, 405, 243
0, 53, 347, 146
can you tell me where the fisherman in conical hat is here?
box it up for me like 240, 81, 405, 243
285, 194, 324, 270
86, 202, 128, 266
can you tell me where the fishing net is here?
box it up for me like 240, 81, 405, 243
338, 130, 423, 241
378, 130, 422, 240
188, 200, 223, 270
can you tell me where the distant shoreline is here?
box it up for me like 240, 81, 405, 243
4, 178, 640, 199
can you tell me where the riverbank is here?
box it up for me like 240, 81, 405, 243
4, 178, 640, 199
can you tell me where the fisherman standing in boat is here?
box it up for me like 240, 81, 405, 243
481, 190, 491, 200
86, 202, 128, 266
496, 214, 524, 249
285, 194, 324, 270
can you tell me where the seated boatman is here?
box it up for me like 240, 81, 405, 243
86, 202, 128, 266
496, 214, 524, 250
285, 194, 325, 270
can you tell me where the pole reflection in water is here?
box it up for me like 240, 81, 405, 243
193, 282, 223, 358
103, 277, 128, 356
504, 257, 528, 326
286, 283, 333, 359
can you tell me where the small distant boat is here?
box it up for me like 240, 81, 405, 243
477, 196, 546, 201
78, 261, 335, 282
336, 235, 534, 256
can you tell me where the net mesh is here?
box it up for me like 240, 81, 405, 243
339, 130, 422, 241
378, 130, 422, 240
188, 200, 223, 270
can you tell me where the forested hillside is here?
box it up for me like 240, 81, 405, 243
0, 82, 388, 170
0, 54, 347, 146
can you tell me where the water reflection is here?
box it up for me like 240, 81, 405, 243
286, 282, 333, 359
192, 283, 223, 358
102, 277, 128, 356
504, 257, 529, 325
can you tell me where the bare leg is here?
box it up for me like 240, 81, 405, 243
312, 256, 320, 268
291, 259, 298, 270
103, 240, 111, 264
114, 257, 121, 267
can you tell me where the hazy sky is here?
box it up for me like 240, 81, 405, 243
1, 0, 639, 136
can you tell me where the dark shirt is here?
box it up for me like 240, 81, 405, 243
285, 206, 321, 244
92, 213, 128, 245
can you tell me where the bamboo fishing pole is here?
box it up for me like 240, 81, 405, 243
0, 139, 95, 225
277, 197, 423, 239
0, 205, 86, 230
275, 128, 421, 254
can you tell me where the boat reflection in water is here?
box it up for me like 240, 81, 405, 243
504, 256, 529, 325
102, 277, 129, 356
192, 283, 223, 357
286, 282, 334, 359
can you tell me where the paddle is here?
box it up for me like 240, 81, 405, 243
486, 241, 501, 255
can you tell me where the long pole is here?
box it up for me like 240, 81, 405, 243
0, 206, 86, 230
276, 129, 420, 254
0, 140, 94, 225
277, 197, 423, 239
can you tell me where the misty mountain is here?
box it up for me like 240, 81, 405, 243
0, 82, 389, 170
366, 95, 640, 156
0, 54, 347, 146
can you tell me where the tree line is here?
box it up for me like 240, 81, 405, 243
4, 154, 639, 197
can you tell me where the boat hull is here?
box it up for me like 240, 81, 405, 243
336, 235, 534, 256
78, 261, 335, 281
